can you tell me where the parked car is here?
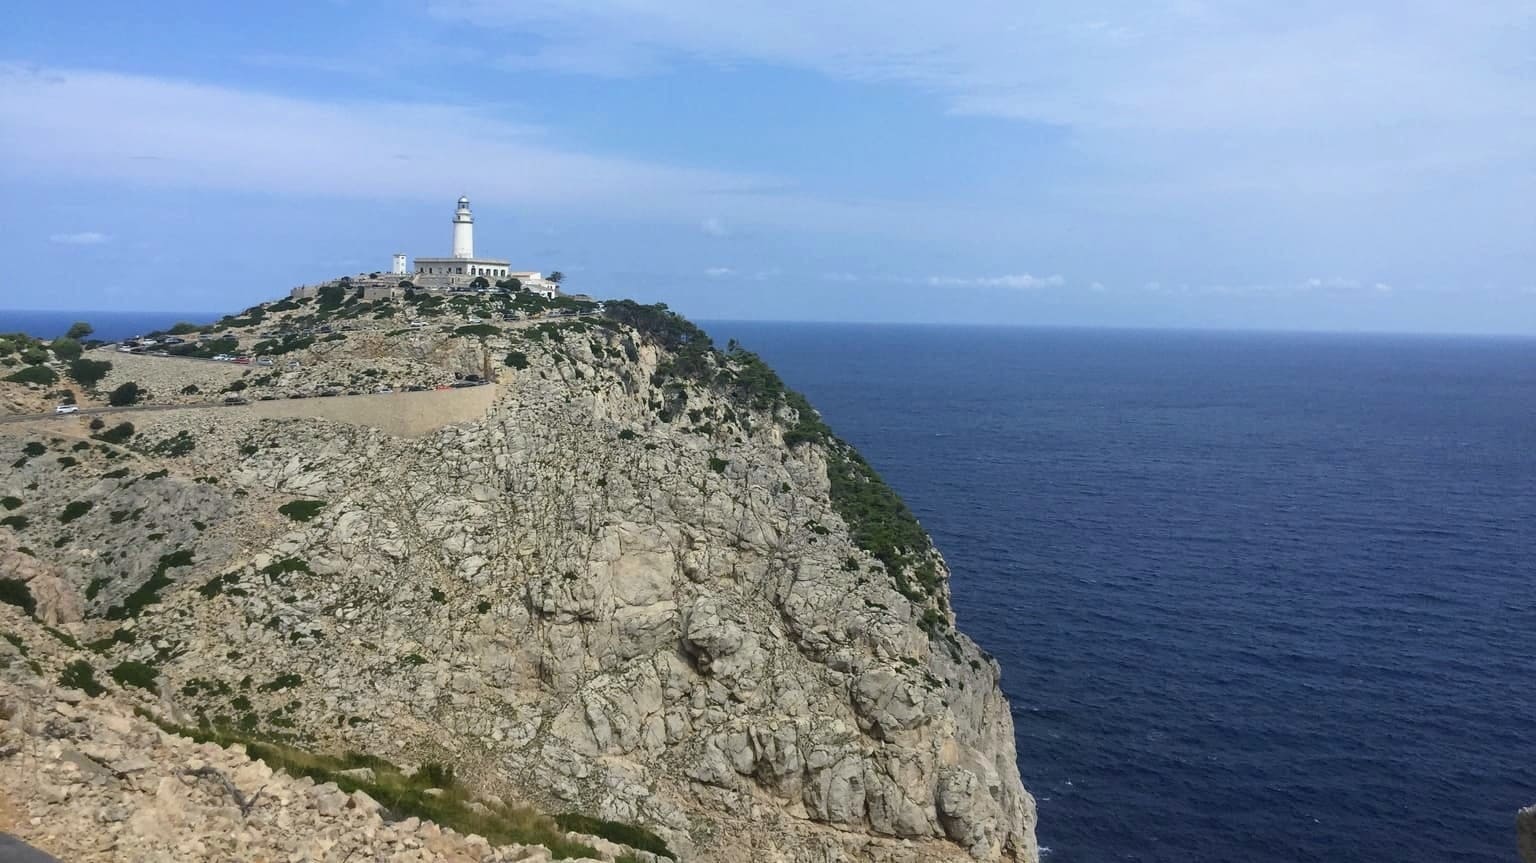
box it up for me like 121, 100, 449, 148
232, 356, 252, 365
117, 345, 135, 353
151, 350, 170, 357
256, 357, 274, 366
375, 386, 393, 394
286, 361, 301, 369
54, 404, 79, 414
212, 353, 233, 361
450, 381, 477, 388
162, 337, 185, 345
404, 385, 428, 392
467, 317, 483, 324
223, 396, 249, 406
409, 321, 427, 329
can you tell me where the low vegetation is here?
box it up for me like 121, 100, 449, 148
139, 715, 620, 859
5, 365, 58, 386
107, 381, 145, 406
93, 421, 136, 445
278, 499, 326, 522
104, 548, 195, 620
0, 578, 36, 616
109, 660, 159, 691
59, 659, 106, 697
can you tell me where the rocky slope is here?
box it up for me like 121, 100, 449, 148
1, 291, 1037, 862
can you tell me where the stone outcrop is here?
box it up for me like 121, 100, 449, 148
0, 293, 1037, 862
1519, 803, 1536, 863
0, 671, 644, 862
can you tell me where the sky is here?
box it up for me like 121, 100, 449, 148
1, 1, 1534, 333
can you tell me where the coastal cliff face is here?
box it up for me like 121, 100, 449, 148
0, 295, 1037, 862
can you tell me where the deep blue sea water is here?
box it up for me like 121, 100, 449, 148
0, 310, 220, 342
707, 322, 1536, 863
7, 310, 1534, 860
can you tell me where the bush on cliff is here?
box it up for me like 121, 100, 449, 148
278, 500, 326, 522
5, 365, 58, 386
138, 715, 614, 860
69, 357, 112, 388
107, 381, 145, 406
0, 578, 36, 617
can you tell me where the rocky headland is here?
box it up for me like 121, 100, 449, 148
0, 289, 1037, 862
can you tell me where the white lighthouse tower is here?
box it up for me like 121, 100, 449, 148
451, 196, 474, 259
391, 253, 408, 275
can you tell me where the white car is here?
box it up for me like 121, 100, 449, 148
212, 354, 233, 362
117, 344, 134, 353
375, 386, 393, 394
54, 404, 79, 414
467, 317, 483, 324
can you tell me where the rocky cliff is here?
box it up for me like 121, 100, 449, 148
0, 292, 1037, 862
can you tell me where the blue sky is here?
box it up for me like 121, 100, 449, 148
2, 1, 1534, 333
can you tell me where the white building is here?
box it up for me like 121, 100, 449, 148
411, 196, 521, 290
292, 195, 561, 298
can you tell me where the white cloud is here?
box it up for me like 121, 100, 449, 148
0, 64, 770, 215
700, 218, 729, 237
49, 231, 110, 245
927, 273, 1065, 290
704, 267, 735, 277
821, 272, 860, 282
430, 1, 1536, 200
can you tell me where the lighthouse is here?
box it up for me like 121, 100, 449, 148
452, 196, 474, 259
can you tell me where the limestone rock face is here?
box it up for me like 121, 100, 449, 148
1519, 803, 1536, 863
0, 301, 1038, 862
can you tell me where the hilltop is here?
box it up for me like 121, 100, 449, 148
0, 287, 1037, 862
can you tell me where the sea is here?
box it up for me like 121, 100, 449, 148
7, 309, 1535, 862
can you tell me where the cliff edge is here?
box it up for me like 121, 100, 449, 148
0, 292, 1037, 862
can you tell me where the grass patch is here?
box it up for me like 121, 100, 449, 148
554, 813, 675, 859
137, 716, 611, 860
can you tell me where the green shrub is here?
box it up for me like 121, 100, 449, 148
0, 578, 36, 616
59, 500, 93, 523
617, 429, 637, 441
278, 500, 326, 522
107, 381, 144, 406
109, 660, 158, 691
22, 442, 46, 457
68, 357, 112, 387
93, 422, 135, 444
59, 660, 105, 697
0, 515, 27, 530
708, 457, 728, 474
149, 430, 195, 457
455, 324, 501, 338
49, 337, 83, 361
503, 350, 529, 370
0, 497, 20, 510
5, 365, 58, 386
258, 673, 303, 692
